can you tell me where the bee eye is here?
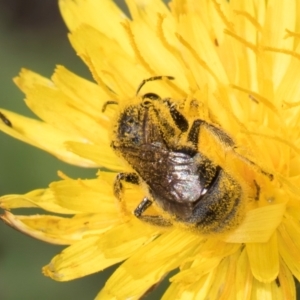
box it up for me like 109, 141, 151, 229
142, 93, 161, 107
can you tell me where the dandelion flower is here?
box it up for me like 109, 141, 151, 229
1, 0, 300, 298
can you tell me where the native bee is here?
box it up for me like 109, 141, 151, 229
107, 77, 260, 233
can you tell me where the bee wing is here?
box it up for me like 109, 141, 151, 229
131, 146, 204, 202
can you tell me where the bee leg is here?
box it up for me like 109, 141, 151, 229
113, 172, 140, 200
187, 119, 273, 180
113, 172, 141, 217
134, 197, 172, 227
114, 174, 172, 226
163, 99, 189, 132
187, 119, 234, 150
204, 122, 273, 179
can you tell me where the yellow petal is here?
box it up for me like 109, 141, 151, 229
179, 272, 216, 300
13, 67, 53, 88
64, 141, 124, 172
51, 66, 112, 127
43, 219, 159, 281
230, 1, 258, 91
222, 201, 286, 243
3, 212, 120, 244
127, 17, 190, 93
0, 109, 97, 167
25, 87, 109, 145
236, 247, 252, 300
172, 1, 223, 92
246, 232, 279, 282
14, 68, 110, 145
126, 0, 171, 27
59, 0, 132, 55
1, 211, 73, 244
69, 24, 145, 98
250, 272, 292, 300
50, 177, 116, 213
178, 12, 229, 86
204, 251, 238, 299
261, 0, 296, 90
0, 189, 78, 214
251, 280, 274, 300
278, 215, 300, 281
277, 258, 296, 300
169, 249, 242, 300
97, 229, 198, 299
275, 45, 300, 105
170, 255, 220, 286
166, 255, 222, 299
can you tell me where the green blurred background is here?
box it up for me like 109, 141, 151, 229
0, 1, 299, 299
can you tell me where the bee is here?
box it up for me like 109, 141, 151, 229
0, 111, 12, 127
107, 77, 262, 233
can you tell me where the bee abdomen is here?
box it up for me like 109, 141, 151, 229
188, 170, 243, 233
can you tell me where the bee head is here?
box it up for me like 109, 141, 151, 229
141, 93, 161, 107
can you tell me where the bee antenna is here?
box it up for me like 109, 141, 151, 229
136, 76, 175, 96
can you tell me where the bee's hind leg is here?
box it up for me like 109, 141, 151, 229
114, 173, 172, 226
113, 172, 140, 200
134, 197, 172, 227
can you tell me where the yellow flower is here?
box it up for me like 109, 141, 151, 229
1, 0, 300, 298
